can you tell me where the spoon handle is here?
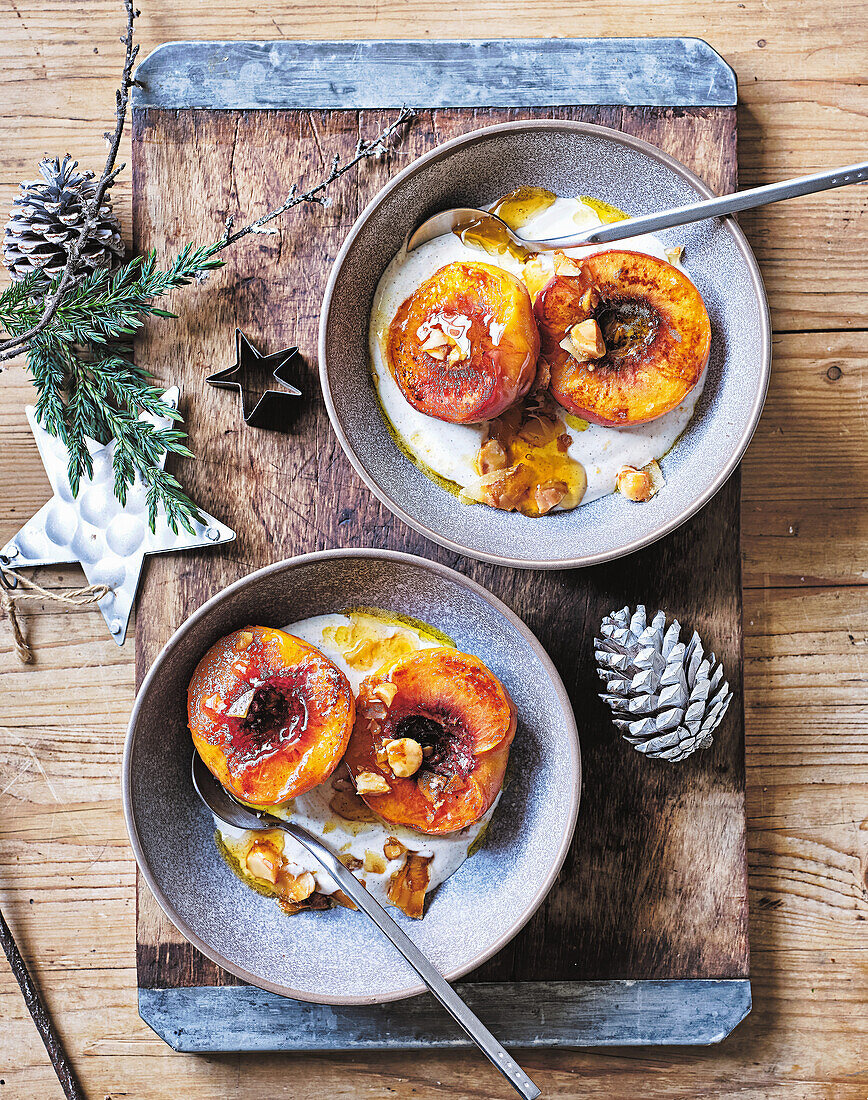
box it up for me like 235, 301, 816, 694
570, 159, 868, 246
278, 820, 541, 1100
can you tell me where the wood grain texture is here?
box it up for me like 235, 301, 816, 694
130, 104, 747, 996
0, 3, 866, 1098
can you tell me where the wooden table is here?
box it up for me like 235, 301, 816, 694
0, 3, 865, 1097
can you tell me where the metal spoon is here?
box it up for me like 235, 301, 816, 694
191, 754, 541, 1100
406, 158, 868, 253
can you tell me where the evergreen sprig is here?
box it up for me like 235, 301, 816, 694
0, 103, 415, 537
0, 243, 224, 532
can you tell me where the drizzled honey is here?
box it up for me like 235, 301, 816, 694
470, 398, 587, 517
453, 187, 557, 263
491, 186, 557, 229
322, 612, 417, 671
577, 195, 629, 225
456, 215, 532, 263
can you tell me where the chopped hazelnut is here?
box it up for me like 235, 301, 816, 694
372, 681, 398, 706
478, 437, 509, 474
234, 630, 254, 652
341, 854, 363, 871
553, 250, 583, 275
561, 318, 606, 361
665, 245, 684, 266
363, 850, 387, 874
419, 329, 449, 351
224, 687, 255, 719
387, 852, 433, 919
616, 466, 652, 502
534, 480, 568, 516
384, 837, 407, 861
285, 870, 316, 902
245, 843, 281, 884
354, 770, 391, 796
616, 460, 665, 502
385, 737, 424, 778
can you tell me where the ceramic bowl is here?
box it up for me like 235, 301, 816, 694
123, 549, 580, 1004
319, 120, 771, 569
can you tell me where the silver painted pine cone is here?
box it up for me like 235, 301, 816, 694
595, 605, 732, 761
3, 155, 125, 282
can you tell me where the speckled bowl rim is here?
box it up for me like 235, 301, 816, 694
122, 548, 581, 1004
319, 119, 772, 570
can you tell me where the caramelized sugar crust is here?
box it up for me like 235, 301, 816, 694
188, 626, 355, 806
535, 250, 711, 426
345, 647, 516, 834
386, 261, 539, 424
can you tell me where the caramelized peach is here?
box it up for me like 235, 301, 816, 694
188, 626, 355, 806
345, 648, 516, 834
386, 261, 539, 424
534, 250, 711, 425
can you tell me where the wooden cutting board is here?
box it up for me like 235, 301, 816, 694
131, 39, 748, 1049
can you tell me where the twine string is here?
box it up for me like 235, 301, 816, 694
0, 562, 110, 665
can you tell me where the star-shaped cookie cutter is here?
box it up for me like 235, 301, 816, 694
206, 329, 303, 430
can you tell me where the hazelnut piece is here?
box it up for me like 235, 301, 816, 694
560, 318, 606, 362
245, 843, 281, 884
372, 681, 398, 706
354, 770, 391, 796
385, 737, 424, 778
285, 870, 316, 902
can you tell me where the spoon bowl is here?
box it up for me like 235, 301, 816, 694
406, 205, 575, 254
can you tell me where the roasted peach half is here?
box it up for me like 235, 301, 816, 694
386, 261, 539, 424
345, 647, 517, 834
534, 250, 711, 426
188, 626, 355, 807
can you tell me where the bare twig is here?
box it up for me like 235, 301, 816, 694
218, 107, 417, 251
0, 0, 139, 363
0, 907, 85, 1096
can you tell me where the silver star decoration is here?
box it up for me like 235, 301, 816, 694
0, 388, 235, 645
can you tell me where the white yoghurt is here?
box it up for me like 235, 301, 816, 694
215, 613, 498, 912
369, 195, 706, 506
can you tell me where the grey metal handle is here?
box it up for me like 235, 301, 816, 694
278, 819, 541, 1100
548, 158, 868, 246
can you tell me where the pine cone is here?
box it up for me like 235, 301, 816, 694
595, 605, 732, 762
3, 155, 125, 282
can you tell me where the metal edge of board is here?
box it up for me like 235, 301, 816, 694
139, 979, 752, 1051
132, 38, 737, 110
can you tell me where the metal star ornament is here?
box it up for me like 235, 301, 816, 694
0, 388, 235, 646
206, 328, 302, 430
